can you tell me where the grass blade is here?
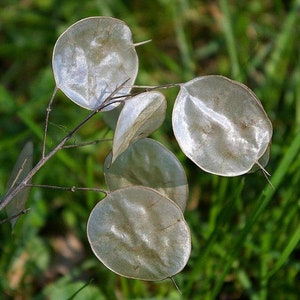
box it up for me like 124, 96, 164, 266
211, 129, 300, 297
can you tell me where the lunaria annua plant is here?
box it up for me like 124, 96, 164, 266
0, 16, 272, 286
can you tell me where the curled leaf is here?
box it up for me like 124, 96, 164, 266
87, 186, 191, 281
172, 75, 273, 176
52, 17, 138, 110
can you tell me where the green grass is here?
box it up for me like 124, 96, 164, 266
1, 0, 300, 299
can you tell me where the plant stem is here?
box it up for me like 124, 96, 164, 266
42, 86, 58, 159
0, 208, 31, 225
26, 184, 107, 194
0, 81, 128, 212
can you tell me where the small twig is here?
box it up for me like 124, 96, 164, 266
0, 208, 30, 225
131, 82, 182, 90
133, 39, 152, 47
62, 138, 112, 149
26, 184, 107, 195
169, 276, 182, 295
256, 161, 274, 189
42, 86, 58, 159
96, 82, 181, 107
100, 78, 130, 108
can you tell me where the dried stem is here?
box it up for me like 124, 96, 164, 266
62, 138, 112, 149
0, 80, 128, 212
256, 160, 274, 189
26, 184, 107, 195
0, 208, 30, 225
131, 82, 182, 90
169, 276, 182, 295
133, 39, 152, 47
42, 86, 58, 158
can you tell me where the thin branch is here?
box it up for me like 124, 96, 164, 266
99, 82, 182, 104
131, 82, 182, 90
0, 208, 30, 225
169, 276, 182, 295
133, 39, 152, 47
26, 184, 107, 195
42, 86, 58, 158
62, 138, 112, 149
0, 80, 128, 212
256, 161, 274, 189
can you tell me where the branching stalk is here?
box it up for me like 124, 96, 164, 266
0, 80, 129, 212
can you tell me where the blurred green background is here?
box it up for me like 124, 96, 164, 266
1, 0, 300, 299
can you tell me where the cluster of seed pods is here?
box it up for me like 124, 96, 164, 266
51, 17, 272, 281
